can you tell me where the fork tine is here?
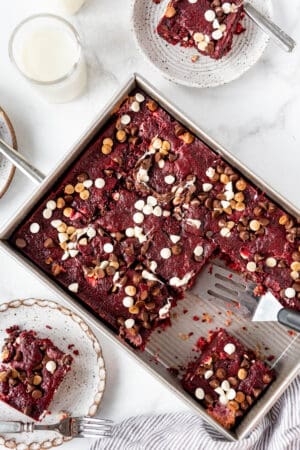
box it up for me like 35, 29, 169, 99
78, 417, 113, 424
80, 432, 112, 438
79, 425, 113, 432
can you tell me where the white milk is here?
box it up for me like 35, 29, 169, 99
10, 16, 87, 103
41, 0, 87, 15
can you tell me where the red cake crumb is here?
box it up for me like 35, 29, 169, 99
157, 0, 244, 60
182, 329, 275, 429
0, 327, 72, 420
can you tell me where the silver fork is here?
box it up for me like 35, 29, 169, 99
0, 417, 113, 439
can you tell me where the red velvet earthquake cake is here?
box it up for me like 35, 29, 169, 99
12, 88, 300, 352
0, 327, 72, 420
157, 0, 244, 60
182, 329, 275, 429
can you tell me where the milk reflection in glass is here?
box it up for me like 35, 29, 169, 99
9, 15, 87, 103
42, 0, 87, 15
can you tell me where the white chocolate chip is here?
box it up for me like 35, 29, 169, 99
158, 159, 165, 169
149, 261, 157, 272
186, 218, 201, 229
165, 175, 176, 185
152, 138, 162, 149
194, 245, 204, 257
170, 235, 181, 244
30, 223, 40, 234
135, 93, 145, 103
131, 101, 140, 113
198, 41, 208, 51
163, 210, 171, 217
153, 206, 162, 217
204, 370, 213, 380
195, 387, 205, 400
188, 0, 198, 3
214, 387, 225, 396
222, 2, 231, 14
147, 196, 157, 207
266, 257, 277, 268
135, 199, 145, 211
206, 167, 215, 178
45, 361, 57, 374
120, 114, 131, 125
95, 178, 105, 189
285, 287, 296, 299
221, 380, 230, 392
87, 227, 96, 239
204, 9, 216, 22
220, 227, 231, 238
249, 220, 261, 232
212, 29, 223, 40
103, 243, 114, 253
227, 389, 236, 400
125, 228, 134, 239
246, 261, 257, 273
159, 301, 171, 319
83, 180, 93, 188
137, 168, 149, 183
143, 204, 153, 215
221, 200, 230, 209
123, 297, 134, 308
133, 212, 144, 224
160, 248, 172, 259
51, 220, 62, 229
43, 209, 53, 220
47, 200, 57, 211
224, 343, 236, 355
100, 261, 109, 270
124, 318, 135, 329
61, 252, 69, 261
170, 272, 193, 287
194, 32, 204, 42
213, 19, 220, 29
219, 395, 228, 406
224, 191, 235, 201
68, 283, 79, 293
69, 249, 79, 258
202, 183, 213, 192
291, 271, 299, 281
58, 232, 68, 243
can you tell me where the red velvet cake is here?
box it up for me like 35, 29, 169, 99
157, 0, 244, 60
12, 88, 300, 351
0, 327, 73, 420
182, 329, 275, 429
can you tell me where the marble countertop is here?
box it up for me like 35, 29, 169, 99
0, 0, 300, 448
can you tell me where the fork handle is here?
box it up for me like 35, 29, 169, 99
244, 3, 296, 53
0, 421, 34, 433
278, 308, 300, 333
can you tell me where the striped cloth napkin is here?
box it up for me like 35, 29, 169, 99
90, 376, 300, 450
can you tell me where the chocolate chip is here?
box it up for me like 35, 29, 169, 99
44, 238, 54, 249
174, 124, 185, 137
77, 173, 89, 182
262, 373, 273, 384
209, 379, 220, 389
32, 389, 43, 399
216, 368, 226, 380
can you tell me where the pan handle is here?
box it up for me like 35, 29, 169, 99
0, 138, 45, 185
278, 308, 300, 333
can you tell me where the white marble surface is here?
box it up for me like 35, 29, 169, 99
0, 0, 299, 448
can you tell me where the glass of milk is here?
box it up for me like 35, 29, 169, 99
41, 0, 87, 15
9, 14, 87, 103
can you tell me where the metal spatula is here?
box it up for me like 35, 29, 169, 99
191, 263, 300, 333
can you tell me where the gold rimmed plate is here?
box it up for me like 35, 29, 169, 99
0, 299, 106, 450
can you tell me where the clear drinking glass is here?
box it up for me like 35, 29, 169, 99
41, 0, 87, 16
9, 14, 87, 103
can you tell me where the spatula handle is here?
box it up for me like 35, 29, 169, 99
278, 308, 300, 333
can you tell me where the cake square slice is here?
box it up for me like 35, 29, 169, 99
157, 0, 244, 60
182, 329, 275, 430
0, 326, 73, 420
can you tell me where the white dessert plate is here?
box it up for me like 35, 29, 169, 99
0, 299, 106, 450
0, 107, 17, 198
132, 0, 273, 88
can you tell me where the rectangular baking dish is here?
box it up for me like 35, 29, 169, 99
1, 74, 300, 441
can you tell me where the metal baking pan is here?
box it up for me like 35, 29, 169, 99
1, 74, 300, 441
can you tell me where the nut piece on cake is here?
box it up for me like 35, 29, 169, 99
0, 326, 73, 420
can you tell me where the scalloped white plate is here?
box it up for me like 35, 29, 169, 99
132, 0, 273, 88
0, 299, 106, 450
0, 108, 17, 198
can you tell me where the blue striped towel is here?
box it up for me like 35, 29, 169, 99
90, 376, 300, 450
